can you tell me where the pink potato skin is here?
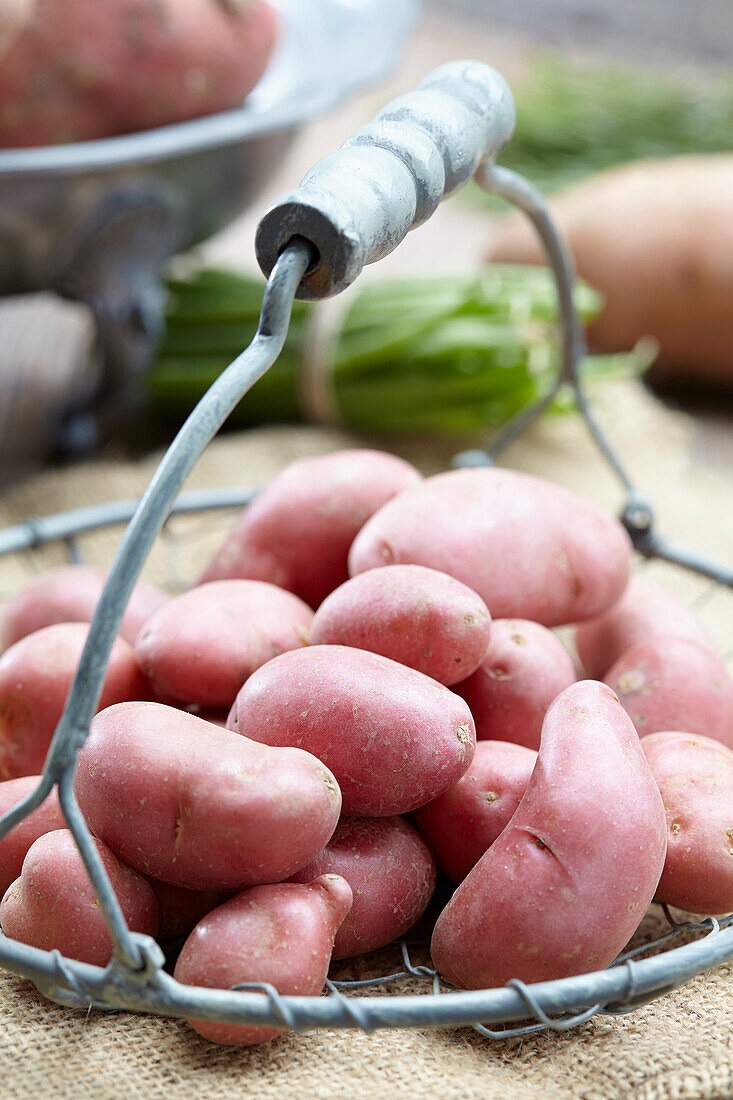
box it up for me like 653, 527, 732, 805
0, 0, 278, 147
74, 702, 342, 891
309, 565, 491, 686
227, 645, 476, 816
288, 816, 437, 959
605, 636, 733, 747
576, 576, 715, 680
0, 829, 158, 965
134, 580, 313, 710
430, 681, 667, 989
0, 623, 151, 781
147, 879, 231, 940
174, 874, 353, 1045
199, 450, 422, 608
413, 741, 537, 883
642, 732, 733, 915
456, 619, 576, 750
348, 468, 632, 627
0, 775, 65, 894
1, 565, 168, 650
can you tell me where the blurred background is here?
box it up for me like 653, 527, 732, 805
0, 0, 731, 487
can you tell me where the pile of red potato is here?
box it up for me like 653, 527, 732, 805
0, 449, 731, 1046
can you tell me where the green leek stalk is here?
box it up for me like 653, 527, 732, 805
145, 265, 651, 436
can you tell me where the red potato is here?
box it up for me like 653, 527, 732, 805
288, 816, 436, 959
199, 450, 422, 608
1, 565, 168, 650
456, 619, 576, 750
147, 879, 231, 940
309, 565, 491, 686
642, 732, 733, 916
605, 636, 733, 748
0, 775, 65, 894
413, 741, 536, 883
0, 829, 158, 965
0, 623, 151, 781
135, 580, 313, 710
0, 0, 278, 148
75, 701, 342, 891
348, 468, 632, 627
174, 874, 352, 1045
430, 681, 667, 989
227, 645, 476, 816
576, 576, 715, 680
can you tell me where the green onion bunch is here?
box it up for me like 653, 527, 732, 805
145, 265, 650, 437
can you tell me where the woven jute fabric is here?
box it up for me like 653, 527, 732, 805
0, 378, 732, 1099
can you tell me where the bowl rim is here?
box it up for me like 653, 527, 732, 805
0, 0, 420, 176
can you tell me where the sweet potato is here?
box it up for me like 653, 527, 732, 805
289, 816, 436, 959
74, 701, 342, 890
456, 619, 575, 749
309, 565, 491, 686
1, 565, 168, 650
0, 775, 64, 894
413, 740, 536, 883
227, 645, 476, 816
0, 0, 31, 60
642, 732, 733, 916
487, 156, 733, 388
199, 449, 421, 607
430, 681, 667, 988
174, 875, 352, 1045
605, 636, 733, 747
0, 829, 158, 965
135, 579, 313, 709
576, 576, 715, 680
0, 622, 150, 780
348, 468, 632, 627
0, 0, 278, 147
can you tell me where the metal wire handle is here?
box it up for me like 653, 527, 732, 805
0, 58, 732, 1036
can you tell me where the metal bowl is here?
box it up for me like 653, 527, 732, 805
0, 0, 419, 444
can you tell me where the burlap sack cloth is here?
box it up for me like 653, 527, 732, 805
0, 379, 731, 1100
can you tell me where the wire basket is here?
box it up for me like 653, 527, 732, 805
0, 60, 732, 1042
